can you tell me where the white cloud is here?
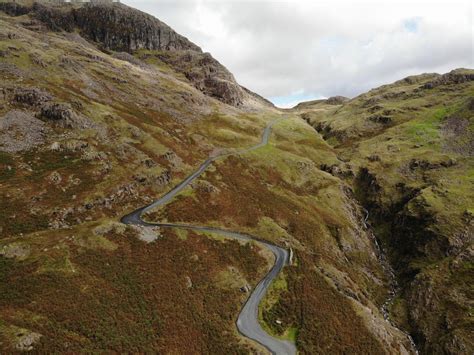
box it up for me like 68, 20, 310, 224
123, 0, 474, 103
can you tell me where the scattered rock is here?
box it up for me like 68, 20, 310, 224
0, 110, 50, 153
142, 158, 157, 168
296, 160, 315, 174
0, 243, 31, 260
191, 180, 219, 193
185, 276, 193, 289
49, 142, 61, 151
39, 102, 92, 129
0, 62, 24, 78
112, 52, 150, 69
367, 155, 381, 162
154, 170, 172, 186
131, 225, 161, 243
15, 330, 42, 352
47, 171, 62, 185
128, 125, 144, 139
320, 163, 354, 178
368, 105, 385, 113
408, 158, 456, 171
368, 114, 393, 125
162, 151, 183, 168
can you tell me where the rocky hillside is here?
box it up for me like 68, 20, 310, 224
296, 69, 474, 354
0, 0, 263, 107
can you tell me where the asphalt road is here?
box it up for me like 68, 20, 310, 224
121, 117, 297, 355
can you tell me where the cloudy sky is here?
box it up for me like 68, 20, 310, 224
124, 0, 473, 107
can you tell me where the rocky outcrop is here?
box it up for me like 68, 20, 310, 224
39, 102, 93, 129
14, 87, 52, 106
422, 69, 474, 89
151, 51, 245, 106
368, 114, 393, 125
72, 4, 201, 52
326, 96, 349, 105
14, 329, 42, 352
0, 2, 267, 108
40, 102, 75, 122
24, 3, 201, 52
353, 167, 473, 353
0, 2, 30, 17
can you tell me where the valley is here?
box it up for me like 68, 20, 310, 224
0, 1, 472, 354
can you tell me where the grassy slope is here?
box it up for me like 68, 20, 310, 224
0, 7, 427, 355
144, 115, 414, 353
0, 11, 272, 353
296, 70, 474, 354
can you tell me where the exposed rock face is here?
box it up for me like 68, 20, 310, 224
368, 114, 393, 125
72, 4, 201, 52
14, 87, 52, 106
39, 102, 93, 129
19, 2, 199, 53
422, 69, 474, 89
152, 51, 245, 106
326, 96, 349, 105
0, 2, 30, 17
40, 102, 75, 122
354, 167, 473, 353
0, 2, 259, 107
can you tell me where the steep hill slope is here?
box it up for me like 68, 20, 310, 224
296, 69, 474, 353
0, 0, 266, 107
0, 3, 281, 353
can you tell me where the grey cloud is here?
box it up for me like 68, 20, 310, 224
123, 0, 473, 102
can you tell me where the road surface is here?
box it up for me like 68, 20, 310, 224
121, 117, 297, 355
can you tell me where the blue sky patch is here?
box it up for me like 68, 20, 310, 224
403, 17, 422, 33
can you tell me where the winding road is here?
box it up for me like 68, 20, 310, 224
121, 117, 296, 355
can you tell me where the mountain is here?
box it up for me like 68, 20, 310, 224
0, 1, 472, 354
297, 69, 474, 353
0, 0, 269, 108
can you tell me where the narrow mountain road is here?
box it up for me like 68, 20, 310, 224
121, 117, 296, 355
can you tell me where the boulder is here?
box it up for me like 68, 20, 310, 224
40, 102, 74, 122
368, 114, 393, 125
39, 102, 92, 129
14, 87, 52, 106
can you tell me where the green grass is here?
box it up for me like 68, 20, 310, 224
0, 152, 15, 181
258, 271, 295, 341
404, 107, 449, 145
